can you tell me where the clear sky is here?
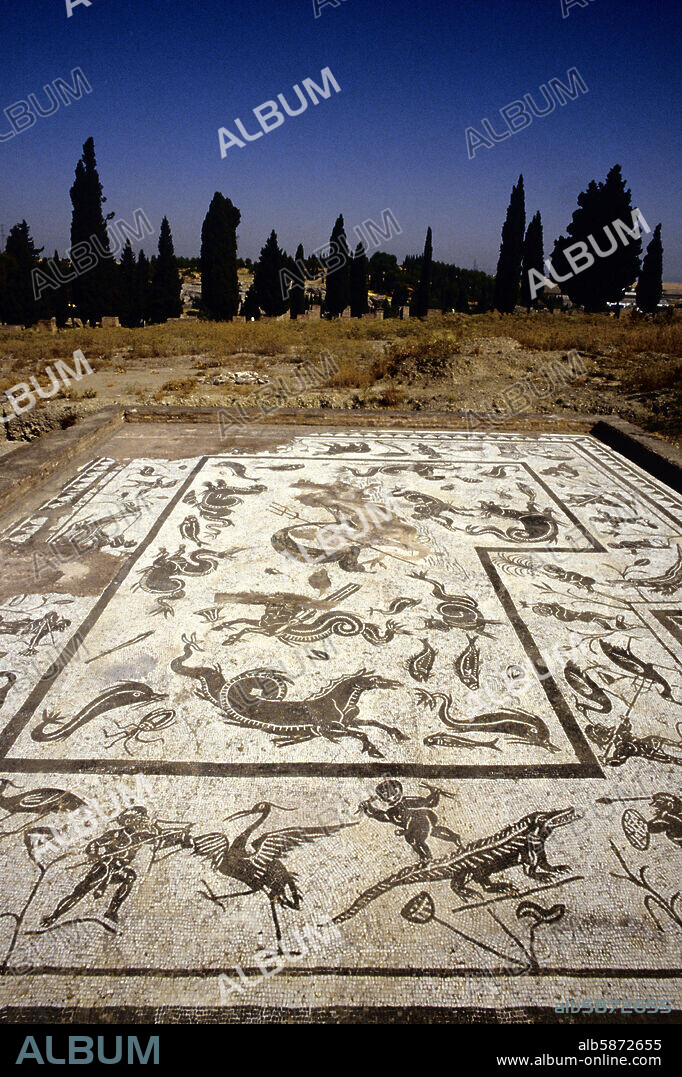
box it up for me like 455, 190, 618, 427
2, 0, 680, 276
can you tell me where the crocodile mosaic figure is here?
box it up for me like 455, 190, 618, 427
333, 808, 578, 921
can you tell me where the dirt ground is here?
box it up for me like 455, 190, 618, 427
0, 311, 680, 445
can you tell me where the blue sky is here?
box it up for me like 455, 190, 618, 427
2, 0, 680, 276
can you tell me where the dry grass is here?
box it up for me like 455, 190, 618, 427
63, 386, 97, 401
629, 357, 682, 392
378, 387, 406, 407
159, 376, 198, 394
475, 312, 682, 358
327, 354, 390, 389
0, 311, 679, 380
385, 333, 462, 379
0, 308, 678, 449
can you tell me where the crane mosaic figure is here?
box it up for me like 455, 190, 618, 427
191, 801, 357, 954
0, 778, 85, 838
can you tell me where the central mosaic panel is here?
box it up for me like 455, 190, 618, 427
1, 431, 679, 781
3, 456, 588, 772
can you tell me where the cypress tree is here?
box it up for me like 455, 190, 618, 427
0, 254, 8, 324
324, 214, 350, 316
494, 175, 525, 313
410, 226, 433, 317
636, 224, 663, 314
69, 137, 116, 323
240, 284, 261, 321
49, 249, 71, 327
551, 165, 642, 312
289, 243, 307, 319
118, 240, 139, 327
2, 221, 43, 325
136, 250, 151, 325
454, 275, 470, 313
392, 282, 409, 309
200, 192, 241, 320
349, 242, 369, 317
477, 274, 495, 313
441, 282, 456, 314
150, 217, 182, 322
253, 230, 289, 316
521, 211, 544, 309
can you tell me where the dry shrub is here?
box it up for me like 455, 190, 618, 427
63, 386, 97, 401
0, 375, 18, 394
222, 382, 260, 398
628, 357, 682, 392
1, 311, 678, 381
326, 352, 393, 390
327, 357, 375, 389
160, 376, 198, 393
483, 312, 682, 358
378, 387, 406, 407
131, 344, 155, 359
385, 334, 461, 379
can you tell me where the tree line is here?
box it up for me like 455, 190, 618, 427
0, 135, 495, 327
0, 138, 182, 328
492, 166, 664, 315
0, 139, 665, 328
198, 206, 496, 320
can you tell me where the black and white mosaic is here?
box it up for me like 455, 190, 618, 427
0, 431, 680, 1015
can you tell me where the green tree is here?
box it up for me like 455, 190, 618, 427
349, 242, 369, 317
48, 249, 71, 327
636, 224, 663, 314
410, 226, 433, 317
521, 210, 544, 309
0, 254, 9, 324
200, 192, 241, 320
324, 214, 350, 316
289, 243, 307, 319
455, 276, 470, 313
240, 285, 261, 321
118, 240, 139, 327
136, 250, 152, 325
551, 165, 642, 313
69, 137, 117, 323
391, 282, 409, 308
253, 230, 289, 316
475, 273, 495, 312
368, 251, 399, 293
494, 175, 525, 313
150, 217, 182, 322
1, 221, 44, 325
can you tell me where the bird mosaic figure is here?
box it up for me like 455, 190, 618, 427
0, 671, 17, 709
0, 778, 86, 837
192, 801, 357, 954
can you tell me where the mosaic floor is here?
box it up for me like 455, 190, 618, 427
0, 427, 680, 1020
